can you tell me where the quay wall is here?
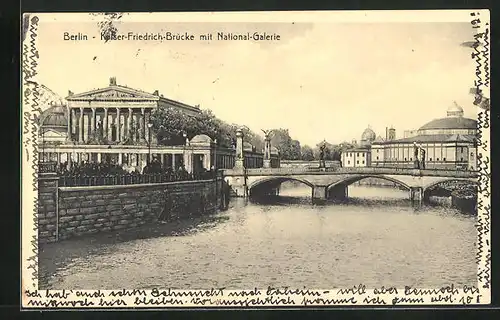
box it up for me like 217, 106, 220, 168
37, 174, 227, 243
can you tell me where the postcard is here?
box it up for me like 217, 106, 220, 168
21, 10, 491, 309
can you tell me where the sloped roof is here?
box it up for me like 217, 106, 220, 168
419, 117, 477, 131
40, 105, 67, 129
66, 83, 200, 113
373, 134, 476, 144
190, 134, 213, 144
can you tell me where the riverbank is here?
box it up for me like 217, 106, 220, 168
38, 174, 229, 243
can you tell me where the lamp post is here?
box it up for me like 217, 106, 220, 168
214, 138, 217, 172
181, 131, 188, 173
147, 122, 153, 165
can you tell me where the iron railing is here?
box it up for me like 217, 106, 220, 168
59, 171, 220, 187
223, 166, 478, 178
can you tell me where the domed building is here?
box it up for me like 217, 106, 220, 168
371, 102, 477, 170
39, 104, 69, 162
341, 126, 377, 168
360, 127, 376, 146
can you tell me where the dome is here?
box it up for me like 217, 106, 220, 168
40, 105, 68, 130
190, 134, 213, 144
447, 102, 464, 117
361, 127, 376, 142
418, 117, 477, 131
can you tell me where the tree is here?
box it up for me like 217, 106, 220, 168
150, 107, 196, 145
290, 139, 302, 160
150, 106, 265, 150
301, 145, 314, 161
270, 128, 298, 160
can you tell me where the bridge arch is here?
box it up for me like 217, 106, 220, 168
326, 174, 412, 191
423, 178, 478, 194
248, 176, 314, 196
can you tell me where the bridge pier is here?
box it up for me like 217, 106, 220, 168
410, 187, 424, 205
312, 186, 327, 203
225, 171, 247, 198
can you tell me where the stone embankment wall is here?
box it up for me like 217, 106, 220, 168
37, 174, 228, 243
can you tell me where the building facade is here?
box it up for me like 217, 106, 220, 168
371, 103, 477, 170
39, 78, 279, 173
341, 127, 376, 167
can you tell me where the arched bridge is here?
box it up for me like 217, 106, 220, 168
222, 167, 478, 202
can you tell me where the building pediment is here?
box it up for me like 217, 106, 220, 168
66, 86, 160, 101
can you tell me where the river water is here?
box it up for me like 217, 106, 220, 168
38, 184, 477, 290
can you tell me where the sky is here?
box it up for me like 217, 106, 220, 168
33, 12, 480, 146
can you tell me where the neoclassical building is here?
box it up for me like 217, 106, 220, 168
39, 78, 279, 173
371, 103, 477, 170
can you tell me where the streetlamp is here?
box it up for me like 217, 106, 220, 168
213, 138, 217, 172
147, 122, 153, 165
182, 132, 188, 170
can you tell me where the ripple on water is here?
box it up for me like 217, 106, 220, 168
39, 185, 477, 289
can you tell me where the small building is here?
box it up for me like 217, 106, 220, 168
341, 127, 375, 167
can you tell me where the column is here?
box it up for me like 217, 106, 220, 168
116, 108, 121, 142
127, 108, 132, 140
66, 106, 71, 141
90, 107, 96, 140
139, 108, 145, 142
118, 153, 123, 165
234, 128, 244, 169
67, 152, 72, 169
263, 137, 271, 168
83, 113, 88, 142
144, 109, 150, 143
71, 109, 76, 137
103, 108, 108, 140
172, 153, 176, 170
133, 114, 138, 142
109, 113, 114, 141
97, 153, 101, 163
78, 107, 84, 142
120, 113, 125, 140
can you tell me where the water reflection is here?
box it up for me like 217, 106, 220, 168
39, 184, 477, 290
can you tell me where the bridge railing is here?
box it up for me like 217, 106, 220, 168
222, 166, 478, 177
